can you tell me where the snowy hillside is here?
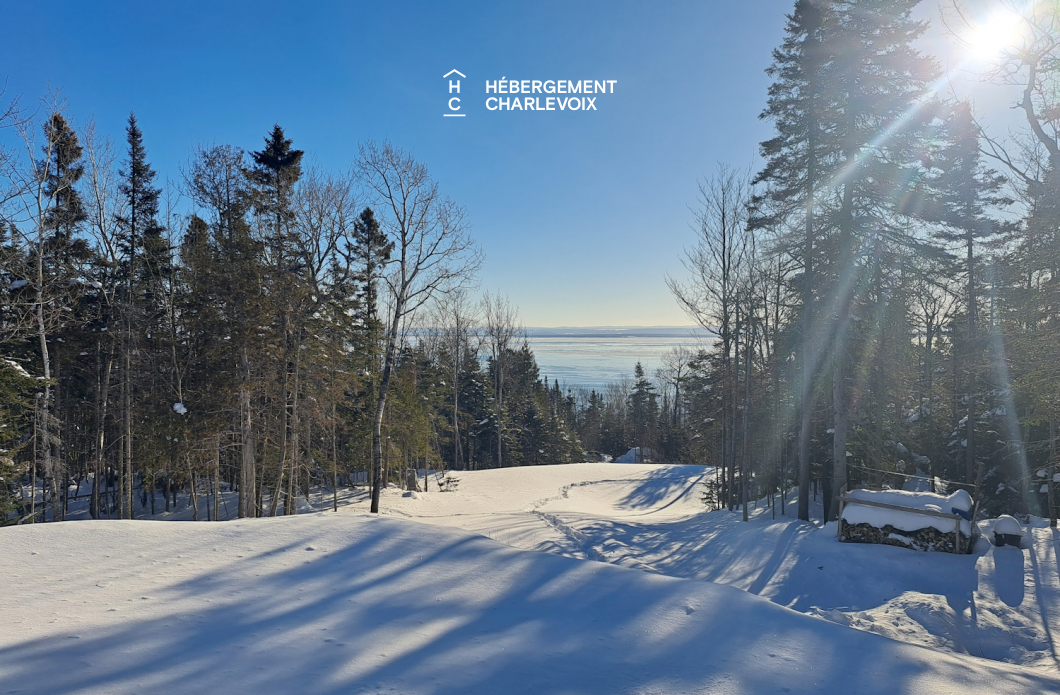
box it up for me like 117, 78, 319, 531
354, 463, 1060, 671
2, 463, 1059, 694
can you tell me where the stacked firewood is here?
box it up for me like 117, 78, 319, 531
840, 522, 972, 553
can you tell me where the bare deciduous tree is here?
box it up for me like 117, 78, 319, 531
667, 164, 751, 512
432, 288, 478, 471
355, 141, 480, 513
481, 292, 521, 469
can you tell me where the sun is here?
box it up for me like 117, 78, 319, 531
964, 8, 1024, 62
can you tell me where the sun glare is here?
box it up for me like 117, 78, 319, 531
965, 9, 1024, 62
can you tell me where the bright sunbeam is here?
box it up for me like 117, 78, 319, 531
964, 9, 1023, 62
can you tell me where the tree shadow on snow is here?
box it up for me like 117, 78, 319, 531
612, 465, 709, 513
2, 517, 1055, 694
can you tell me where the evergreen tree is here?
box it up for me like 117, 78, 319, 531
13, 111, 97, 522
115, 112, 163, 519
927, 101, 1009, 491
43, 113, 87, 240
752, 0, 840, 520
185, 143, 265, 517
821, 0, 938, 520
248, 124, 304, 255
350, 206, 393, 366
628, 362, 659, 458
0, 358, 35, 522
248, 124, 305, 515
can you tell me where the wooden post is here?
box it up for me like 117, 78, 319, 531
836, 482, 847, 540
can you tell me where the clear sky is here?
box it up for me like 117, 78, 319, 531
1, 0, 1019, 326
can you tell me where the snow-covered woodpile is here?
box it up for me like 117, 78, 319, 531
838, 488, 977, 554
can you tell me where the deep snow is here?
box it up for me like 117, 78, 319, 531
354, 463, 1060, 672
2, 462, 1059, 694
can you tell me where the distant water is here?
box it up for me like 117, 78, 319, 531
526, 326, 714, 392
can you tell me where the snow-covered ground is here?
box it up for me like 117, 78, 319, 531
2, 462, 1059, 693
353, 463, 1060, 672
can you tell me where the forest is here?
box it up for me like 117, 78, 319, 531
3, 0, 1060, 529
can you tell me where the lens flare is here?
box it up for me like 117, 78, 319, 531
965, 9, 1023, 62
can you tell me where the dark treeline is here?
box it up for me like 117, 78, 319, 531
0, 103, 584, 523
576, 0, 1060, 525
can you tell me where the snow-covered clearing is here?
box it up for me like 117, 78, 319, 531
355, 463, 1060, 673
2, 462, 1059, 694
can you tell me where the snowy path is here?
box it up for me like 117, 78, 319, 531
360, 463, 1060, 673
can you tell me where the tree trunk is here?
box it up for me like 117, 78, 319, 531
797, 44, 819, 523
189, 462, 198, 522
496, 359, 504, 469
831, 328, 849, 522
123, 345, 133, 519
287, 343, 301, 515
371, 306, 403, 513
92, 349, 114, 520
742, 314, 752, 522
36, 286, 54, 522
731, 302, 740, 513
966, 230, 977, 489
1050, 410, 1057, 528
829, 102, 857, 523
240, 349, 257, 518
214, 437, 221, 522
30, 404, 38, 523
453, 372, 462, 471
332, 400, 338, 512
271, 361, 289, 518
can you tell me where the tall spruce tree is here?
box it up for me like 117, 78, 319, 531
822, 0, 938, 520
248, 125, 304, 515
115, 112, 163, 519
43, 114, 87, 241
18, 112, 93, 522
629, 362, 659, 458
928, 101, 1008, 491
185, 143, 264, 517
753, 0, 839, 520
351, 206, 393, 363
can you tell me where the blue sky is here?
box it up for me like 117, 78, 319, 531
2, 0, 1015, 326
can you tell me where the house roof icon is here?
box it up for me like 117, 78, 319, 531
443, 69, 466, 79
